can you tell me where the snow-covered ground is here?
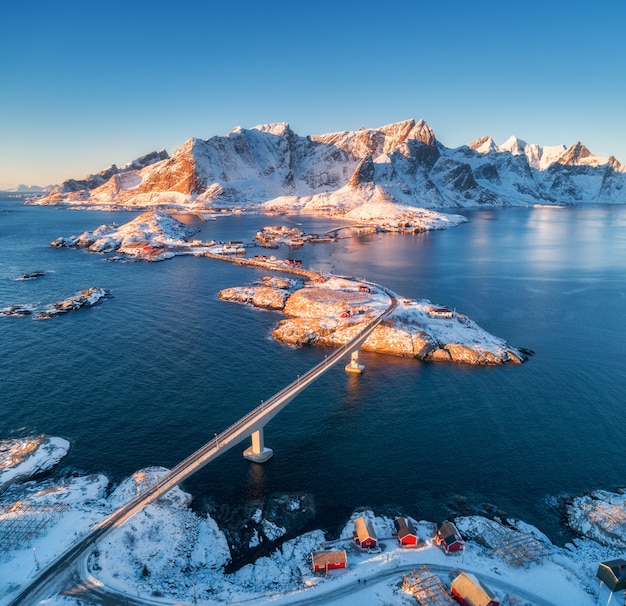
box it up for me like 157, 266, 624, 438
1, 437, 626, 606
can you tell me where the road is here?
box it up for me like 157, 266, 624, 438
9, 287, 397, 606
264, 563, 560, 606
63, 555, 559, 606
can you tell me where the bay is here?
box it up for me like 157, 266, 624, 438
1, 198, 625, 544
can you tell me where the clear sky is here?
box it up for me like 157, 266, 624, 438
1, 0, 624, 188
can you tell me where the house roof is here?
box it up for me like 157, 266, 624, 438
312, 550, 347, 568
439, 520, 462, 544
598, 559, 626, 591
354, 516, 377, 543
452, 572, 497, 606
394, 517, 417, 539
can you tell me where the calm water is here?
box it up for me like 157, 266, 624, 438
1, 198, 626, 543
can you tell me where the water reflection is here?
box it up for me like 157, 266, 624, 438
245, 460, 268, 501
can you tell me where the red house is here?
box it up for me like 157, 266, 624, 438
353, 516, 377, 549
394, 517, 419, 546
451, 572, 499, 606
311, 550, 347, 574
435, 520, 464, 553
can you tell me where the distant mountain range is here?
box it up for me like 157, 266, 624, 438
32, 119, 626, 210
4, 184, 51, 194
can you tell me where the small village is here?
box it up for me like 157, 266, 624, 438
307, 515, 626, 606
310, 517, 500, 605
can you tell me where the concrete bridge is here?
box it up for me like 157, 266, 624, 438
9, 285, 397, 606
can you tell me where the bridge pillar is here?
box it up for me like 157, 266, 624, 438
345, 349, 365, 374
243, 428, 274, 463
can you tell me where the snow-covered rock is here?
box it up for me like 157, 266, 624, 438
108, 466, 192, 509
211, 493, 316, 565
2, 288, 111, 320
563, 489, 626, 547
0, 436, 70, 492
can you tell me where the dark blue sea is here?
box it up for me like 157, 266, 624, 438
1, 197, 626, 544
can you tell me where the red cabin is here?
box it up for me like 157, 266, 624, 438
353, 516, 377, 549
394, 517, 418, 547
451, 572, 499, 606
311, 550, 347, 573
435, 520, 464, 554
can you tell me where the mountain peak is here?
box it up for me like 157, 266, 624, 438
409, 119, 437, 146
467, 136, 497, 155
499, 136, 528, 155
607, 155, 625, 172
252, 122, 294, 138
557, 141, 597, 166
378, 119, 435, 152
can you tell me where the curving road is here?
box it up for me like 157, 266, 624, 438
63, 555, 559, 606
9, 287, 397, 606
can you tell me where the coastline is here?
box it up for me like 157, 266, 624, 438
3, 202, 624, 604
1, 436, 624, 605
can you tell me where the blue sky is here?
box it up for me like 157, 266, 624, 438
1, 0, 625, 188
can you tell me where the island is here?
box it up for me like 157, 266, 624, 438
219, 275, 525, 365
1, 287, 111, 319
48, 204, 466, 262
47, 210, 523, 364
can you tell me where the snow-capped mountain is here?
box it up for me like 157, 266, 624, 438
34, 119, 626, 210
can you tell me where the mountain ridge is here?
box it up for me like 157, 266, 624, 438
33, 119, 626, 211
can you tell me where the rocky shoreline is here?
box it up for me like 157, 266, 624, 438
219, 275, 525, 365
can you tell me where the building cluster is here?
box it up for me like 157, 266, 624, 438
310, 518, 506, 604
252, 254, 302, 268
255, 225, 336, 248
308, 519, 626, 604
311, 516, 488, 606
